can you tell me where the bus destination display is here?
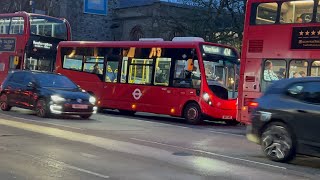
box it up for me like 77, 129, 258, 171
0, 38, 16, 52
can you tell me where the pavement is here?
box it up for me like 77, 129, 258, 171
0, 108, 320, 180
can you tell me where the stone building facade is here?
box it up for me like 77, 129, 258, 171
0, 0, 191, 41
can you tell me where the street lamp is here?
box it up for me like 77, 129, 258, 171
29, 0, 35, 13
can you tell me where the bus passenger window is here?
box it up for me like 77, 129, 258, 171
0, 63, 5, 71
281, 0, 313, 24
263, 60, 286, 82
128, 59, 153, 85
154, 58, 171, 86
105, 61, 119, 83
9, 56, 21, 70
311, 61, 320, 76
173, 59, 201, 88
289, 60, 308, 78
63, 55, 83, 71
256, 3, 278, 24
121, 57, 128, 83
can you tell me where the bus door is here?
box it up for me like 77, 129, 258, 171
101, 55, 121, 109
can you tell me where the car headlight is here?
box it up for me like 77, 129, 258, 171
51, 95, 66, 102
89, 96, 96, 105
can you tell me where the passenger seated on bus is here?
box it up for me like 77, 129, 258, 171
299, 71, 306, 77
93, 63, 103, 75
293, 72, 301, 78
105, 65, 115, 82
155, 67, 166, 83
296, 17, 303, 23
278, 68, 286, 79
264, 61, 279, 81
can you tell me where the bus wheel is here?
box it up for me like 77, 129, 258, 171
225, 120, 239, 126
0, 94, 11, 111
119, 110, 136, 116
183, 103, 202, 125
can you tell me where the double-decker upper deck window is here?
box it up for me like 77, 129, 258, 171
0, 18, 10, 34
281, 0, 314, 24
9, 17, 24, 34
256, 3, 278, 24
30, 16, 68, 40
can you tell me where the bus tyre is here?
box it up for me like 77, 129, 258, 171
261, 122, 296, 162
36, 99, 50, 118
184, 103, 202, 125
119, 110, 136, 116
0, 94, 11, 111
80, 114, 92, 119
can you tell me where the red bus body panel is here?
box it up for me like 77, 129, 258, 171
56, 41, 238, 120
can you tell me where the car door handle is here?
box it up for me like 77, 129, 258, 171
297, 110, 308, 113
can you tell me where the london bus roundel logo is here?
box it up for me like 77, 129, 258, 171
132, 88, 142, 100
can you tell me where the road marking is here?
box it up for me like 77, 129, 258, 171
209, 130, 244, 137
0, 118, 286, 171
19, 151, 109, 179
130, 138, 286, 170
0, 113, 82, 130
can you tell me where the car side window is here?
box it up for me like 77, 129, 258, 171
287, 82, 320, 104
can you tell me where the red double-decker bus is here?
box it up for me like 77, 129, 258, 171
0, 12, 71, 83
238, 0, 320, 124
56, 37, 240, 124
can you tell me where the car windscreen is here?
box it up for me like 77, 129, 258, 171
35, 74, 77, 89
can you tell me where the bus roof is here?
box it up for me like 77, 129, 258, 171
58, 41, 238, 52
0, 11, 67, 21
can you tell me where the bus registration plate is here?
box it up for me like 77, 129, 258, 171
72, 104, 88, 109
222, 116, 232, 119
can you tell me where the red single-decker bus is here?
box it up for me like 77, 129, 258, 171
56, 37, 240, 125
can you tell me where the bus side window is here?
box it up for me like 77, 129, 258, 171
105, 61, 119, 83
311, 61, 320, 77
154, 58, 171, 86
120, 57, 128, 83
173, 58, 201, 88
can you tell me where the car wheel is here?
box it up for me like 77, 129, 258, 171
80, 114, 92, 119
261, 122, 296, 162
183, 103, 202, 125
36, 99, 50, 118
225, 120, 240, 126
119, 110, 136, 116
0, 94, 12, 111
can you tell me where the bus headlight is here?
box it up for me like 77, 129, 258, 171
51, 95, 66, 103
89, 96, 96, 105
203, 92, 210, 102
203, 92, 212, 106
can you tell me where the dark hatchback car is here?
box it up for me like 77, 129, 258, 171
247, 77, 320, 162
0, 71, 97, 119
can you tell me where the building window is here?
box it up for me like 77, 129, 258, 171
130, 26, 144, 41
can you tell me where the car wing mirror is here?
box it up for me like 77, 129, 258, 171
27, 82, 36, 88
